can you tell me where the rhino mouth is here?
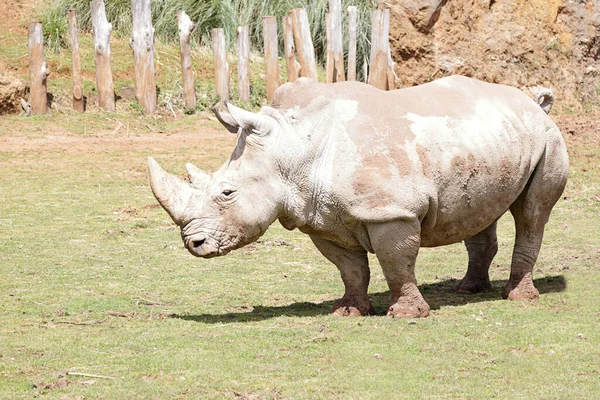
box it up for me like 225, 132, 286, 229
184, 233, 229, 258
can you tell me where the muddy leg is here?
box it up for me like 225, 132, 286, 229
367, 219, 430, 318
504, 131, 568, 300
457, 220, 498, 294
504, 207, 543, 300
310, 236, 374, 316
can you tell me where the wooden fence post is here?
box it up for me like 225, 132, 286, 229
289, 8, 318, 81
90, 0, 115, 111
368, 9, 391, 90
67, 10, 84, 112
328, 0, 345, 82
326, 14, 334, 83
27, 22, 50, 115
237, 26, 250, 102
282, 15, 299, 82
263, 16, 280, 102
347, 6, 358, 81
131, 0, 157, 114
177, 11, 196, 110
212, 28, 229, 103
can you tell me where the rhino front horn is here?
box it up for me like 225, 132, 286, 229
147, 157, 193, 224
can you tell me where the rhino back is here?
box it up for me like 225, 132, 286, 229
273, 76, 557, 247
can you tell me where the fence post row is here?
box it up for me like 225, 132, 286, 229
31, 5, 397, 113
67, 9, 84, 112
90, 0, 115, 112
212, 28, 230, 103
131, 0, 157, 114
27, 22, 50, 115
237, 26, 250, 102
178, 11, 196, 110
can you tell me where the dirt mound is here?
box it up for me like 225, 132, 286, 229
389, 0, 600, 110
0, 59, 28, 115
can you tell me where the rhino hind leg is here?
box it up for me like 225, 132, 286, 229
368, 220, 431, 318
505, 132, 568, 301
310, 236, 375, 316
457, 220, 498, 294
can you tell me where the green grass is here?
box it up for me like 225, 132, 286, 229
0, 109, 599, 398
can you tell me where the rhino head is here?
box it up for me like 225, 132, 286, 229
148, 103, 289, 258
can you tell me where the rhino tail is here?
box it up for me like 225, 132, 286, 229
533, 87, 554, 114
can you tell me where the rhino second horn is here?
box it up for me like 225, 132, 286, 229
186, 162, 211, 188
210, 103, 240, 134
147, 157, 193, 224
226, 102, 274, 134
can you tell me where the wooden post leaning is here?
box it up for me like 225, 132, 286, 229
67, 9, 84, 112
289, 8, 318, 81
177, 11, 196, 110
211, 28, 229, 104
90, 0, 115, 111
368, 8, 391, 90
237, 26, 250, 102
282, 15, 299, 82
263, 16, 280, 102
27, 22, 50, 114
328, 0, 345, 82
131, 0, 157, 114
347, 6, 358, 81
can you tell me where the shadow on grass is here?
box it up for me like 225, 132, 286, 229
171, 275, 566, 324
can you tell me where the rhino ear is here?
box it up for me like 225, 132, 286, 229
210, 103, 240, 134
226, 102, 276, 135
148, 157, 193, 224
186, 162, 211, 189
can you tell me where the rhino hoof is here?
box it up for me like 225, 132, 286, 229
456, 277, 492, 294
503, 284, 540, 301
387, 301, 430, 318
503, 274, 540, 301
332, 300, 375, 317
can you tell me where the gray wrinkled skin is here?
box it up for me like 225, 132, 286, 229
148, 76, 569, 318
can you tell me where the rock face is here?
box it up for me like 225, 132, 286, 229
388, 0, 600, 109
0, 60, 27, 115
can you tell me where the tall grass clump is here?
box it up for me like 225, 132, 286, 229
41, 0, 376, 80
39, 0, 70, 53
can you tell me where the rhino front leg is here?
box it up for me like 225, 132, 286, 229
310, 236, 375, 316
368, 220, 430, 318
457, 220, 498, 294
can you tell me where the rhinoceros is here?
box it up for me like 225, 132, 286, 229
148, 75, 569, 318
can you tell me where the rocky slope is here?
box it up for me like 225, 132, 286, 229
388, 0, 600, 110
0, 60, 27, 115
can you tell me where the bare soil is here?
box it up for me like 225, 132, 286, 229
388, 0, 600, 110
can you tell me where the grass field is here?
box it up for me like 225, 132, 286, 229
1, 106, 599, 399
1, 2, 600, 397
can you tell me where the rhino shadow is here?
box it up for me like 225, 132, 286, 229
171, 275, 566, 324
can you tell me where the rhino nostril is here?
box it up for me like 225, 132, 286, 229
192, 239, 205, 248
